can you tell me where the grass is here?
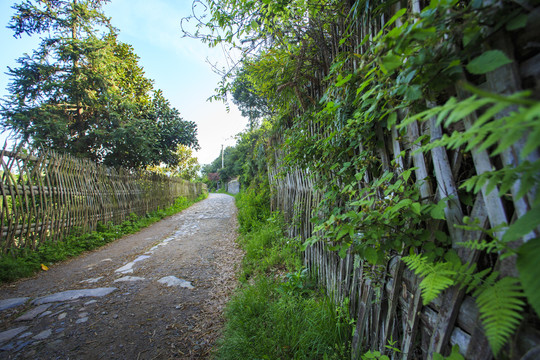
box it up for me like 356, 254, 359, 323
0, 192, 208, 283
214, 186, 353, 359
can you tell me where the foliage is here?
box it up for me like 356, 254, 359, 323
216, 277, 352, 360
403, 251, 526, 356
433, 345, 465, 360
1, 0, 199, 168
202, 120, 271, 187
400, 83, 540, 356
235, 181, 271, 234
215, 187, 352, 359
231, 67, 272, 128
146, 145, 201, 181
516, 238, 540, 318
192, 0, 539, 356
0, 194, 206, 283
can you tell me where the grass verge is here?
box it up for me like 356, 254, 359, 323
0, 192, 208, 283
214, 187, 353, 359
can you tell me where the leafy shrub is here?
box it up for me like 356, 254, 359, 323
215, 188, 353, 358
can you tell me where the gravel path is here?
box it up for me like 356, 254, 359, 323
0, 194, 242, 359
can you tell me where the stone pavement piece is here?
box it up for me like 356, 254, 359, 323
33, 329, 52, 340
33, 287, 117, 305
158, 276, 194, 289
115, 255, 151, 274
16, 304, 52, 321
0, 326, 29, 344
0, 297, 30, 312
114, 276, 145, 283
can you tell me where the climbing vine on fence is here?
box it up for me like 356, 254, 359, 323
190, 0, 539, 356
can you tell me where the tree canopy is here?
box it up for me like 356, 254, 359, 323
1, 0, 199, 168
147, 144, 201, 181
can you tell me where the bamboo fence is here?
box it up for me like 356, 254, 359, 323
268, 1, 540, 359
0, 144, 206, 253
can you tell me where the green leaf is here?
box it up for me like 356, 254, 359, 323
475, 277, 525, 356
502, 204, 540, 243
492, 127, 524, 156
411, 202, 421, 216
384, 8, 407, 30
404, 85, 422, 101
517, 238, 540, 318
386, 112, 397, 129
364, 247, 379, 265
466, 50, 513, 75
434, 345, 464, 360
336, 73, 353, 87
521, 117, 540, 159
381, 53, 403, 73
505, 14, 528, 31
430, 201, 446, 220
419, 264, 455, 304
337, 226, 349, 240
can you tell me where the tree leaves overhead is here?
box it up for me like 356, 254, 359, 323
1, 0, 199, 169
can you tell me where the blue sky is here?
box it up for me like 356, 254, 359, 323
0, 0, 247, 165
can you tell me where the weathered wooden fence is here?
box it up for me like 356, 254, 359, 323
268, 1, 540, 359
0, 145, 205, 253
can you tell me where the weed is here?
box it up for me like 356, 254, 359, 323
214, 188, 353, 359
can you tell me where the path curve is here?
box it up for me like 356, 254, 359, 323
0, 193, 242, 359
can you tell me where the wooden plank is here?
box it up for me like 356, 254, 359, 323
427, 194, 489, 358
352, 279, 373, 360
381, 256, 405, 354
408, 120, 433, 200
429, 117, 464, 244
401, 285, 424, 360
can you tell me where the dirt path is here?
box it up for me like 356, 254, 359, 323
0, 194, 242, 359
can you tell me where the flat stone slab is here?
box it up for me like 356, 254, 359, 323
33, 288, 117, 305
115, 255, 151, 274
33, 329, 52, 340
114, 276, 145, 283
0, 297, 30, 311
80, 277, 103, 284
0, 326, 29, 344
158, 276, 194, 289
16, 304, 52, 321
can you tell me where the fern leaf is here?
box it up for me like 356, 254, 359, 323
517, 238, 540, 318
403, 254, 460, 305
475, 277, 525, 356
419, 263, 456, 305
402, 253, 427, 273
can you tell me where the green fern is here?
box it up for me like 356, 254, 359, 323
517, 238, 540, 318
404, 253, 526, 355
402, 254, 457, 305
474, 277, 525, 356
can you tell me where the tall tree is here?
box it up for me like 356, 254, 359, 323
1, 0, 199, 168
147, 145, 201, 181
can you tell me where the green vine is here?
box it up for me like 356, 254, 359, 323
191, 0, 539, 356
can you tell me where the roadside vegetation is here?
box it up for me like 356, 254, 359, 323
0, 193, 207, 283
214, 185, 354, 359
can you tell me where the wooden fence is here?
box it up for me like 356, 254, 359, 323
0, 144, 206, 253
268, 1, 540, 359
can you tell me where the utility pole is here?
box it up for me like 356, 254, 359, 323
221, 144, 224, 168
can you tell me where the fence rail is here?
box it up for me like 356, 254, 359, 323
0, 144, 205, 253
